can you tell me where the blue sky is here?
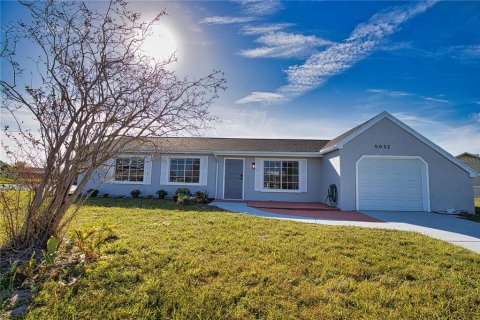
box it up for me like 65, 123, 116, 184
1, 0, 479, 158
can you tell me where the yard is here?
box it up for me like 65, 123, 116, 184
5, 198, 480, 319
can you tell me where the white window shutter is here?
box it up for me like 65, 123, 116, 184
143, 156, 152, 185
254, 158, 263, 191
160, 156, 170, 185
105, 158, 116, 182
199, 156, 208, 186
299, 159, 307, 192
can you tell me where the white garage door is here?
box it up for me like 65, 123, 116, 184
357, 157, 428, 211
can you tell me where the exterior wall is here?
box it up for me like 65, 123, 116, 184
216, 156, 324, 202
338, 118, 474, 212
84, 153, 217, 198
318, 150, 341, 206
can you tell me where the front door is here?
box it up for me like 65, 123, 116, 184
224, 159, 244, 199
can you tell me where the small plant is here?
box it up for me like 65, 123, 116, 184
70, 224, 116, 261
103, 193, 109, 198
173, 187, 190, 202
145, 194, 153, 199
177, 193, 191, 205
16, 252, 37, 280
156, 189, 168, 199
42, 236, 59, 266
130, 189, 141, 198
86, 189, 99, 197
194, 191, 208, 204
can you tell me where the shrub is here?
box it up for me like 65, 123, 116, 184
194, 191, 208, 204
130, 189, 141, 198
103, 193, 109, 198
145, 194, 153, 199
173, 187, 191, 202
156, 189, 168, 199
86, 189, 99, 197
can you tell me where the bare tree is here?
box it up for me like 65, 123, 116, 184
0, 0, 225, 251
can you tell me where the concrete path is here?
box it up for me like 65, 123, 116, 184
210, 201, 480, 254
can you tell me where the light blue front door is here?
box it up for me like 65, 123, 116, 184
224, 159, 243, 199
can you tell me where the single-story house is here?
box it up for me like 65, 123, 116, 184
456, 152, 480, 198
84, 111, 478, 213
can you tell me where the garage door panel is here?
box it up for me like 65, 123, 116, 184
357, 158, 427, 211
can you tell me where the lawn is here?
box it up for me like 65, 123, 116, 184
10, 199, 480, 319
0, 176, 14, 184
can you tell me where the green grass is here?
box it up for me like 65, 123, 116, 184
0, 176, 14, 184
13, 199, 480, 319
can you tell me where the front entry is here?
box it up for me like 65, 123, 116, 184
224, 159, 244, 199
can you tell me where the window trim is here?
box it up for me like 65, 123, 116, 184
109, 155, 151, 185
161, 155, 208, 186
256, 158, 307, 193
262, 160, 300, 192
168, 157, 201, 185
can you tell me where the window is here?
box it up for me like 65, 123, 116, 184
263, 160, 299, 190
169, 158, 200, 183
114, 157, 145, 182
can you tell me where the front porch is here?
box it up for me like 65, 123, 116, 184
213, 200, 383, 222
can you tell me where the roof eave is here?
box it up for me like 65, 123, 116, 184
213, 151, 323, 157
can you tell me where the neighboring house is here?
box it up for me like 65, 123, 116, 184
84, 112, 479, 213
456, 152, 480, 198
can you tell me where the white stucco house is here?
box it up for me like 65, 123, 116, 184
84, 112, 479, 213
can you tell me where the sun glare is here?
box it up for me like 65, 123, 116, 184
142, 25, 177, 62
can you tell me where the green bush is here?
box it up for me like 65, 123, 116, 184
173, 187, 190, 202
86, 189, 99, 197
194, 191, 208, 204
130, 189, 141, 198
156, 189, 168, 199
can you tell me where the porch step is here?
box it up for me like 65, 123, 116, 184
247, 201, 340, 211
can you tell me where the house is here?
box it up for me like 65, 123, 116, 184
84, 111, 479, 213
456, 152, 480, 198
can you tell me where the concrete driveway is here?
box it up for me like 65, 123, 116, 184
360, 211, 480, 253
211, 201, 480, 254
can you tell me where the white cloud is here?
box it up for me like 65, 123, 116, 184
201, 1, 283, 26
393, 112, 480, 155
367, 88, 450, 104
235, 0, 283, 16
206, 105, 358, 140
236, 91, 285, 104
424, 97, 449, 103
238, 1, 437, 103
472, 112, 480, 124
199, 16, 255, 25
239, 31, 333, 59
240, 23, 293, 35
367, 88, 413, 97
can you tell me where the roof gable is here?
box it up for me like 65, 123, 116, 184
320, 111, 479, 178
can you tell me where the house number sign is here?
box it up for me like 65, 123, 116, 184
375, 144, 390, 149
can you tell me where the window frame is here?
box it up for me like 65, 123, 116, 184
262, 160, 300, 191
161, 155, 208, 186
111, 156, 147, 185
255, 158, 307, 193
169, 157, 201, 184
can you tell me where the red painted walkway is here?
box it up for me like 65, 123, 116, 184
248, 201, 339, 211
248, 201, 383, 222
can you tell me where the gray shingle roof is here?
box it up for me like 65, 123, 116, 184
124, 137, 330, 153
